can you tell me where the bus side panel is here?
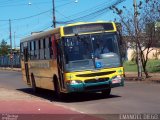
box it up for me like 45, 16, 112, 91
29, 59, 58, 90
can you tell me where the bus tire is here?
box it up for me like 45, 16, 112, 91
53, 77, 63, 99
101, 88, 111, 97
31, 74, 38, 93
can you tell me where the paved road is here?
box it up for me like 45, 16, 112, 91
0, 70, 160, 115
0, 70, 26, 89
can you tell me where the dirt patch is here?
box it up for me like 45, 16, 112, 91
0, 86, 41, 101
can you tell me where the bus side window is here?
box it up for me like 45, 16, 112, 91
30, 41, 35, 60
20, 43, 24, 60
35, 40, 39, 59
45, 37, 50, 59
43, 38, 46, 59
49, 37, 53, 59
40, 39, 45, 59
28, 42, 31, 60
38, 40, 41, 59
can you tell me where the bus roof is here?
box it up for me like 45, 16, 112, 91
20, 21, 116, 43
65, 21, 115, 27
20, 27, 60, 43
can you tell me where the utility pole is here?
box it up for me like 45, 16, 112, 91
9, 19, 13, 69
133, 0, 142, 79
14, 32, 16, 49
52, 0, 56, 28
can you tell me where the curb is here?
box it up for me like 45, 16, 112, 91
125, 72, 160, 84
0, 67, 21, 72
125, 77, 160, 84
149, 80, 160, 84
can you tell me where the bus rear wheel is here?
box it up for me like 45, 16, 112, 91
31, 74, 38, 93
101, 88, 111, 97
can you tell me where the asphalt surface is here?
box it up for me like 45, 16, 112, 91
0, 70, 26, 89
0, 70, 160, 119
0, 70, 102, 120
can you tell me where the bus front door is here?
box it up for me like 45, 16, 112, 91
56, 41, 66, 90
24, 48, 30, 85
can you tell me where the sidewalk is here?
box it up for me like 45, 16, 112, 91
0, 86, 76, 114
0, 67, 21, 72
125, 72, 160, 83
0, 86, 100, 120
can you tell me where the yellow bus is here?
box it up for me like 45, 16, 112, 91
20, 21, 124, 98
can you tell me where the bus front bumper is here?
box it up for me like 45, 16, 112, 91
66, 78, 124, 93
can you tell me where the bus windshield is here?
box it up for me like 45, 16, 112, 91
62, 33, 121, 72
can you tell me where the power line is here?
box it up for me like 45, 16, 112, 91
56, 0, 108, 21
0, 0, 125, 30
56, 10, 71, 20
56, 0, 126, 24
57, 0, 123, 23
13, 9, 51, 21
56, 1, 75, 8
0, 0, 74, 7
0, 0, 126, 42
0, 9, 52, 22
0, 1, 50, 7
0, 1, 75, 22
16, 21, 52, 38
64, 0, 111, 19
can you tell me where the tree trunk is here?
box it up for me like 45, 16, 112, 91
143, 67, 149, 78
142, 62, 149, 78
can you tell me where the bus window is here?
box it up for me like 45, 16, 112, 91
20, 43, 24, 60
49, 37, 53, 59
43, 38, 46, 59
30, 41, 35, 60
35, 40, 39, 59
40, 39, 45, 59
27, 42, 31, 59
45, 37, 50, 59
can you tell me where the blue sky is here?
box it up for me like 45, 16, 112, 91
0, 0, 133, 48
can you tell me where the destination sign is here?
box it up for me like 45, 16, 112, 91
64, 23, 114, 35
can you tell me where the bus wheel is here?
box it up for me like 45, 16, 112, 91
31, 74, 38, 93
54, 79, 62, 99
101, 88, 111, 97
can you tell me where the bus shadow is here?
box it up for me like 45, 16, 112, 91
17, 88, 121, 103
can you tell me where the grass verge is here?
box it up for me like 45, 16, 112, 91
123, 60, 160, 73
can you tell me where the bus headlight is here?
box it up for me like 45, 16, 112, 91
66, 80, 82, 85
112, 75, 123, 84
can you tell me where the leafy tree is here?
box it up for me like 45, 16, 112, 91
0, 39, 10, 56
111, 0, 160, 78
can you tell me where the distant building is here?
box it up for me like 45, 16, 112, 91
124, 21, 160, 60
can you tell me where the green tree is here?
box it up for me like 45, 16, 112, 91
111, 0, 160, 78
0, 39, 10, 56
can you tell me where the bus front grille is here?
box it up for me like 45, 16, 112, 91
84, 78, 109, 83
76, 71, 115, 77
